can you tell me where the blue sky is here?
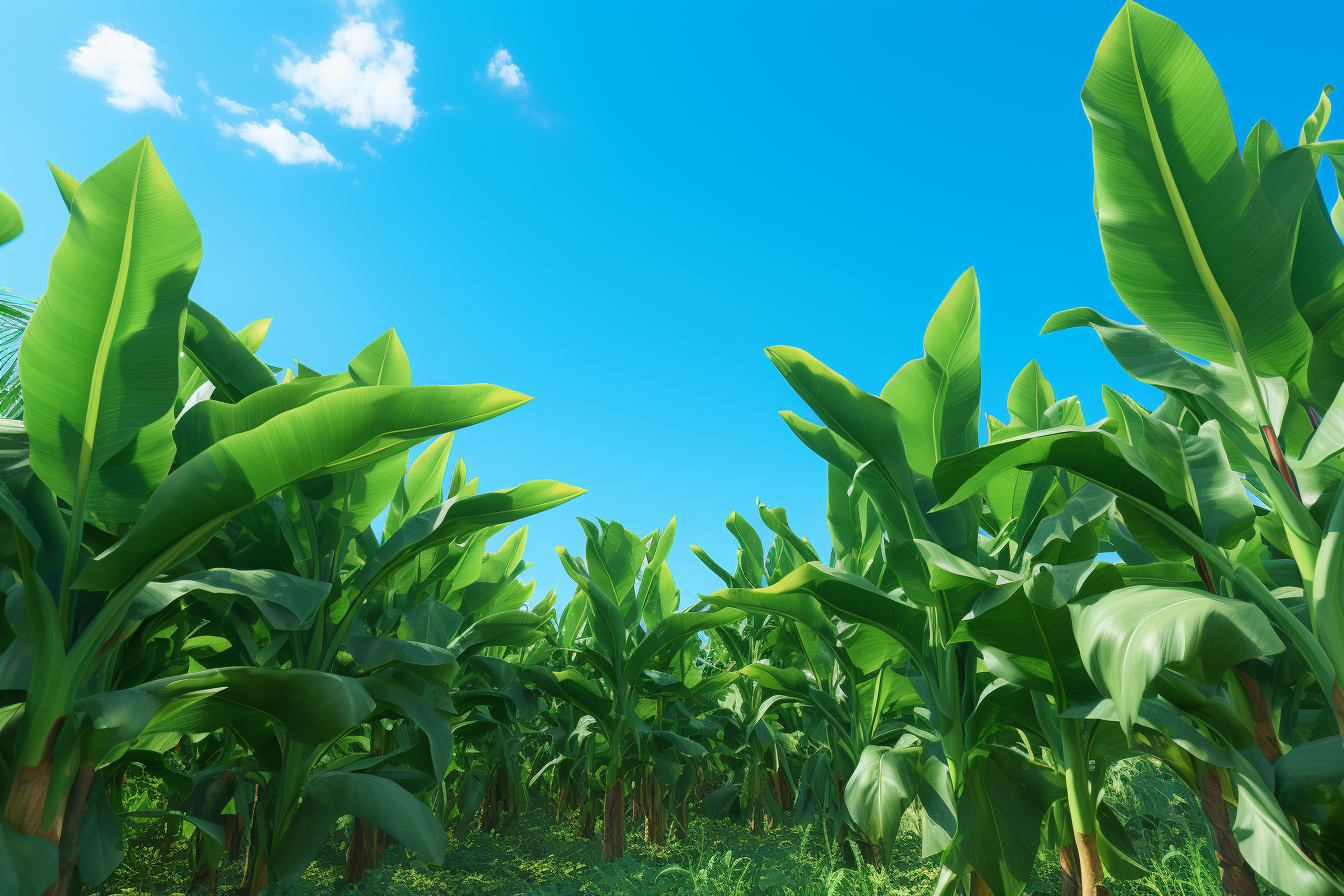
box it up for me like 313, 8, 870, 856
1, 0, 1340, 607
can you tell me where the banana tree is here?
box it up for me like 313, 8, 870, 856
522, 517, 742, 859
0, 137, 580, 896
694, 505, 912, 849
928, 4, 1344, 892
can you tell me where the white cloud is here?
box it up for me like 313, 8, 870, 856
271, 101, 307, 122
276, 19, 420, 131
217, 118, 339, 166
198, 77, 256, 115
362, 141, 381, 159
68, 25, 183, 117
216, 96, 256, 115
354, 0, 384, 11
486, 47, 528, 93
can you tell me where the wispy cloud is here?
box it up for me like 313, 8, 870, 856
276, 18, 420, 131
486, 47, 528, 94
217, 118, 339, 166
271, 100, 307, 122
216, 96, 256, 115
68, 25, 182, 117
198, 77, 255, 115
362, 141, 381, 159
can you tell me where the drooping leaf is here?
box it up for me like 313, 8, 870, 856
845, 745, 921, 866
1070, 585, 1284, 738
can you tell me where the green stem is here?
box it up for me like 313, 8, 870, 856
1059, 719, 1095, 836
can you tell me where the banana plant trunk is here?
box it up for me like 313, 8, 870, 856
1074, 832, 1104, 896
49, 763, 95, 896
601, 780, 624, 860
4, 719, 71, 857
580, 800, 595, 839
645, 773, 665, 846
344, 817, 379, 888
187, 861, 217, 896
748, 760, 765, 833
1060, 842, 1082, 896
480, 763, 501, 833
238, 786, 267, 896
223, 813, 245, 861
1200, 769, 1262, 896
345, 738, 384, 885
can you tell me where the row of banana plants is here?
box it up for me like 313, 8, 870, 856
0, 136, 585, 896
525, 5, 1344, 896
671, 4, 1344, 895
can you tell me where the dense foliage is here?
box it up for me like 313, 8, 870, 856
4, 3, 1344, 895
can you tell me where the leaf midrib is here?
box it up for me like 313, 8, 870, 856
1125, 9, 1251, 362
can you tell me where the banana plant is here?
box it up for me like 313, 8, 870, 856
694, 506, 911, 852
919, 5, 1344, 892
0, 138, 581, 896
703, 269, 1060, 894
521, 517, 742, 859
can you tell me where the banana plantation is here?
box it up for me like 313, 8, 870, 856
4, 3, 1344, 895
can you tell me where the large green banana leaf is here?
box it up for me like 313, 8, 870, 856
20, 137, 201, 528
76, 384, 531, 594
1083, 3, 1311, 389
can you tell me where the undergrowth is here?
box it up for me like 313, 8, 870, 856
100, 759, 1251, 896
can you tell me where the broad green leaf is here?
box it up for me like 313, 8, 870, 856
768, 346, 927, 542
344, 635, 457, 673
726, 511, 765, 585
581, 518, 642, 604
845, 744, 920, 866
272, 770, 444, 883
20, 137, 201, 528
1082, 3, 1311, 383
132, 568, 329, 631
172, 373, 360, 462
360, 677, 453, 781
181, 301, 277, 402
624, 607, 744, 681
137, 667, 375, 744
0, 190, 21, 246
77, 789, 124, 886
934, 424, 1203, 561
956, 746, 1064, 896
1230, 751, 1344, 895
77, 385, 534, 592
708, 562, 924, 657
354, 481, 583, 597
348, 328, 411, 387
0, 817, 57, 896
1007, 361, 1054, 430
1070, 585, 1284, 738
1273, 736, 1344, 825
881, 268, 980, 477
1043, 307, 1269, 435
960, 577, 1098, 702
48, 163, 79, 211
1244, 119, 1286, 181
384, 433, 454, 539
328, 450, 406, 532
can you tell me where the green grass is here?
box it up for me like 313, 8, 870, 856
102, 760, 1249, 896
